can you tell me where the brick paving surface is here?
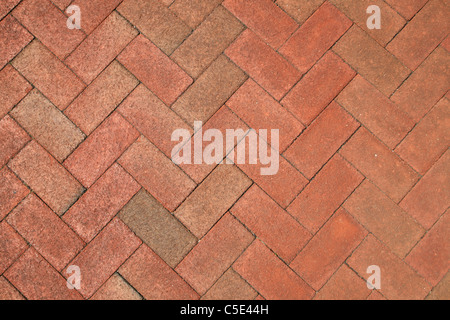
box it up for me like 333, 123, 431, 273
0, 0, 449, 300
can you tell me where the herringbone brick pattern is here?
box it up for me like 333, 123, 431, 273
0, 0, 449, 300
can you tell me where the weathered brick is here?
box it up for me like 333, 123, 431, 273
0, 14, 33, 69
51, 0, 71, 10
0, 221, 27, 274
276, 0, 324, 25
0, 115, 30, 168
282, 51, 355, 125
11, 90, 85, 162
70, 0, 123, 34
63, 164, 140, 242
384, 0, 428, 20
287, 154, 363, 233
426, 272, 450, 300
0, 65, 32, 119
91, 273, 142, 300
8, 141, 84, 215
169, 0, 222, 29
0, 167, 28, 221
0, 276, 24, 300
118, 34, 193, 105
0, 0, 21, 19
201, 268, 258, 300
120, 189, 197, 268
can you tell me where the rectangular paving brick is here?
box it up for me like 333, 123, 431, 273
384, 0, 428, 20
51, 0, 71, 10
281, 51, 355, 125
11, 90, 85, 162
227, 79, 304, 152
118, 34, 193, 105
118, 0, 191, 55
172, 6, 244, 78
0, 65, 32, 119
347, 235, 431, 300
344, 180, 425, 258
400, 151, 450, 229
225, 29, 301, 100
0, 115, 30, 168
231, 185, 311, 263
0, 0, 21, 19
12, 40, 86, 110
119, 189, 197, 268
288, 154, 363, 233
176, 213, 254, 295
12, 0, 85, 59
391, 47, 450, 122
396, 97, 449, 174
70, 0, 123, 34
291, 209, 367, 290
0, 167, 28, 221
426, 272, 450, 300
67, 218, 141, 298
406, 213, 449, 286
284, 101, 359, 179
175, 164, 251, 238
223, 0, 298, 49
336, 75, 415, 149
0, 14, 33, 69
118, 84, 192, 158
169, 0, 222, 29
118, 136, 196, 212
64, 112, 139, 188
91, 273, 142, 300
201, 268, 258, 300
63, 164, 141, 242
65, 11, 138, 84
5, 248, 83, 300
65, 61, 139, 135
387, 0, 449, 70
276, 0, 325, 24
0, 221, 27, 274
333, 25, 410, 96
340, 128, 420, 203
7, 194, 84, 271
8, 141, 84, 215
0, 276, 24, 300
119, 244, 199, 300
172, 55, 246, 124
279, 1, 351, 74
234, 240, 315, 300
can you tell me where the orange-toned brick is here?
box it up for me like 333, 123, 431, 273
426, 272, 450, 300
0, 276, 24, 300
0, 115, 30, 168
0, 0, 21, 19
201, 268, 258, 300
276, 0, 324, 25
0, 167, 29, 221
0, 65, 32, 118
0, 221, 27, 274
70, 0, 123, 34
0, 14, 32, 68
384, 0, 428, 20
169, 0, 222, 29
91, 273, 142, 300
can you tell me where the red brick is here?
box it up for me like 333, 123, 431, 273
8, 141, 84, 215
231, 185, 311, 262
0, 14, 33, 69
175, 164, 251, 237
223, 0, 298, 49
344, 180, 425, 257
91, 273, 142, 300
396, 98, 450, 174
406, 213, 449, 286
333, 25, 410, 96
118, 0, 191, 55
0, 221, 27, 274
118, 136, 196, 212
201, 268, 258, 300
0, 167, 28, 221
288, 154, 363, 233
0, 0, 21, 19
284, 102, 359, 179
51, 0, 71, 10
64, 112, 139, 188
68, 218, 141, 298
279, 2, 351, 73
11, 90, 85, 162
400, 151, 450, 229
426, 272, 450, 300
170, 0, 221, 27
336, 76, 415, 149
11, 40, 85, 110
340, 128, 419, 203
0, 115, 30, 168
119, 244, 199, 300
291, 209, 367, 290
118, 84, 192, 158
4, 248, 83, 300
391, 47, 450, 122
314, 264, 371, 300
367, 290, 386, 300
64, 164, 140, 242
66, 11, 138, 84
276, 0, 325, 24
7, 194, 84, 271
0, 276, 24, 300
442, 35, 450, 52
171, 6, 244, 78
384, 0, 428, 20
172, 55, 246, 124
176, 214, 253, 294
65, 61, 139, 135
0, 65, 32, 119
347, 235, 431, 300
118, 34, 192, 105
387, 0, 449, 70
70, 0, 123, 34
234, 240, 315, 300
282, 52, 355, 125
225, 29, 301, 100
